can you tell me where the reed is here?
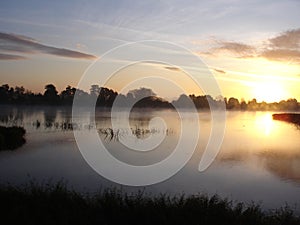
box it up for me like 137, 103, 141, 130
0, 181, 299, 225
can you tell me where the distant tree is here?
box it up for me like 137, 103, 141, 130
172, 94, 194, 108
44, 84, 59, 105
128, 87, 156, 100
278, 98, 299, 111
0, 84, 9, 103
1, 82, 300, 111
134, 96, 171, 108
90, 85, 100, 97
60, 85, 76, 105
260, 101, 269, 111
247, 98, 258, 111
189, 94, 209, 109
240, 98, 247, 111
97, 87, 118, 107
227, 97, 240, 110
13, 86, 25, 103
73, 89, 90, 105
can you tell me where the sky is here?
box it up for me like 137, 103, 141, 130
0, 0, 300, 102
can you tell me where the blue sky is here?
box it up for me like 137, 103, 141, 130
0, 0, 300, 101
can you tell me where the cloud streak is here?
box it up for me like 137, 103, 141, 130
200, 28, 300, 64
0, 32, 97, 60
262, 28, 300, 63
0, 53, 26, 60
213, 68, 226, 74
215, 41, 255, 57
164, 66, 181, 72
261, 49, 300, 62
269, 29, 300, 49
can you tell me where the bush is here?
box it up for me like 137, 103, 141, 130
0, 126, 26, 150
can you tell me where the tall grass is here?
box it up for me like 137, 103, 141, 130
0, 182, 299, 225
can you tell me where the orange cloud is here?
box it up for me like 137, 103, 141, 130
198, 28, 300, 64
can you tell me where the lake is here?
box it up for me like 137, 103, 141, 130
0, 106, 300, 211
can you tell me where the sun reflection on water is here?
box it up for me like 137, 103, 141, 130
255, 113, 275, 136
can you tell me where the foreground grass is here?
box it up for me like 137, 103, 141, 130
0, 182, 299, 225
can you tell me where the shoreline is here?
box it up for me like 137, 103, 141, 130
272, 113, 300, 125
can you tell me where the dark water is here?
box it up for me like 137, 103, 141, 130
0, 106, 300, 211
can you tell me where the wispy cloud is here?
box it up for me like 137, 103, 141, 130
164, 66, 181, 72
260, 49, 300, 63
213, 68, 226, 74
0, 53, 26, 60
198, 28, 300, 64
215, 41, 255, 57
268, 29, 300, 49
0, 32, 97, 60
261, 28, 300, 63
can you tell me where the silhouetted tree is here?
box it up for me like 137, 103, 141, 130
97, 87, 118, 107
44, 84, 59, 105
0, 83, 299, 111
128, 87, 156, 100
240, 99, 247, 111
0, 84, 9, 103
60, 85, 76, 105
278, 99, 299, 111
189, 95, 210, 109
247, 99, 259, 111
227, 97, 240, 110
90, 84, 100, 97
173, 94, 194, 108
134, 96, 171, 108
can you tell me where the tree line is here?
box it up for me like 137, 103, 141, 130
0, 83, 299, 111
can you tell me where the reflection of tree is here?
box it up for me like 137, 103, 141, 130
43, 109, 57, 128
259, 152, 300, 183
99, 126, 172, 141
0, 108, 24, 126
218, 151, 248, 163
219, 149, 300, 184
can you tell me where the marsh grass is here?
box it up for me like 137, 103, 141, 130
0, 181, 299, 225
99, 126, 173, 142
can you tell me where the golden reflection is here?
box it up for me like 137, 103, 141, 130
255, 113, 275, 136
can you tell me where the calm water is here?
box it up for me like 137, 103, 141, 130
1, 106, 300, 211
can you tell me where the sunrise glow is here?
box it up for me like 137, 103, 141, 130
252, 81, 289, 103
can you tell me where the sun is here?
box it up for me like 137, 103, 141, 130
252, 81, 288, 103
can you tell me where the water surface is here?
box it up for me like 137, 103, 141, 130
0, 106, 300, 211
